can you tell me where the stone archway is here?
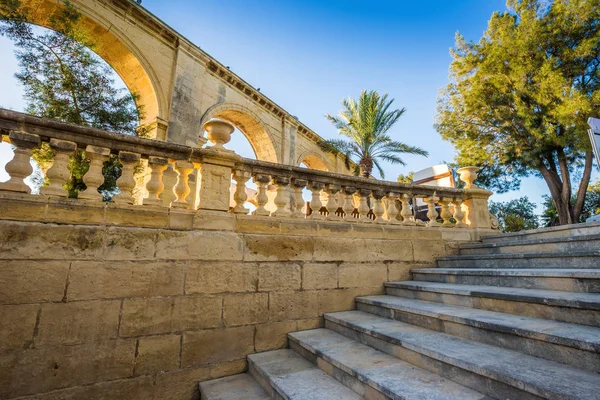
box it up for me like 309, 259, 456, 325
297, 151, 330, 171
201, 103, 280, 163
12, 0, 166, 138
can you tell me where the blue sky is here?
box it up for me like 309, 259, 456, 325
0, 0, 596, 209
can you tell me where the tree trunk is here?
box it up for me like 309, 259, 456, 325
359, 157, 373, 178
538, 163, 573, 225
573, 150, 594, 222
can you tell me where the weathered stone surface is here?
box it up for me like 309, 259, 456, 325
154, 366, 211, 400
363, 239, 413, 262
208, 358, 248, 380
155, 230, 244, 260
338, 263, 387, 288
16, 376, 154, 400
0, 222, 104, 260
0, 339, 136, 398
297, 317, 323, 331
182, 326, 254, 367
269, 290, 319, 321
36, 300, 121, 346
0, 261, 69, 305
0, 304, 38, 350
199, 373, 268, 400
255, 321, 297, 352
186, 262, 257, 294
68, 261, 184, 300
120, 295, 222, 337
302, 263, 338, 290
318, 289, 356, 314
224, 293, 268, 326
388, 262, 426, 282
413, 240, 446, 263
258, 262, 301, 291
243, 234, 313, 261
312, 238, 365, 262
135, 334, 181, 375
101, 227, 157, 260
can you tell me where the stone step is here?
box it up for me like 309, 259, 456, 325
356, 295, 600, 372
460, 233, 600, 255
385, 281, 600, 326
480, 221, 600, 244
411, 268, 600, 292
247, 349, 361, 400
199, 373, 269, 400
288, 328, 489, 400
325, 310, 600, 400
436, 251, 600, 269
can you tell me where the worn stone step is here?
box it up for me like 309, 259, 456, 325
248, 349, 361, 400
288, 328, 489, 400
356, 295, 600, 372
325, 310, 600, 400
460, 234, 600, 255
199, 373, 269, 400
436, 251, 600, 269
385, 281, 600, 326
480, 221, 600, 244
411, 268, 600, 292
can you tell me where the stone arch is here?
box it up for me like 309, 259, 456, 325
201, 103, 280, 163
297, 151, 330, 171
12, 0, 166, 137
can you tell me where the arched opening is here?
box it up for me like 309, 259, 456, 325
7, 0, 164, 138
298, 153, 330, 172
202, 104, 280, 163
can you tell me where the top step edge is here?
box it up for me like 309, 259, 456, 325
410, 268, 600, 277
437, 250, 600, 261
480, 221, 600, 241
461, 233, 600, 249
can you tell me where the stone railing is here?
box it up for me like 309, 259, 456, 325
0, 109, 496, 231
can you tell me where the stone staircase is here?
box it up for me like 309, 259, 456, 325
199, 223, 600, 400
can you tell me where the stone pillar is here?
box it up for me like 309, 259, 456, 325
79, 145, 110, 201
197, 152, 239, 212
41, 139, 76, 198
0, 131, 40, 194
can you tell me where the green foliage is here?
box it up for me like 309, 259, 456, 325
542, 180, 600, 226
489, 196, 539, 232
0, 0, 143, 198
436, 0, 600, 224
321, 90, 428, 179
397, 171, 414, 184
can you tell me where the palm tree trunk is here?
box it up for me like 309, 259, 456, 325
359, 157, 373, 178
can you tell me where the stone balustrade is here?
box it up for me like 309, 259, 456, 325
0, 109, 495, 231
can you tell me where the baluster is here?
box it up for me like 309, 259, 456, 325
113, 151, 141, 205
160, 163, 178, 207
453, 197, 467, 228
372, 190, 386, 224
41, 139, 76, 197
187, 168, 199, 210
172, 161, 194, 209
424, 191, 440, 227
252, 174, 271, 216
440, 197, 453, 227
400, 193, 416, 226
232, 169, 252, 214
79, 145, 110, 201
357, 189, 371, 222
324, 184, 341, 220
292, 179, 308, 218
143, 156, 169, 206
385, 192, 400, 224
342, 186, 357, 221
308, 181, 325, 219
0, 131, 41, 193
271, 176, 291, 217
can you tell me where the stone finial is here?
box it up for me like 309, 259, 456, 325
204, 119, 235, 150
457, 166, 480, 189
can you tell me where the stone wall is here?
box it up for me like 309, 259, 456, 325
0, 217, 473, 400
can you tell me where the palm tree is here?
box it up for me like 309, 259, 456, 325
322, 90, 428, 179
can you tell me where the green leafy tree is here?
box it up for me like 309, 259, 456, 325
436, 0, 600, 225
542, 179, 600, 226
397, 171, 414, 184
489, 196, 539, 232
322, 90, 428, 179
0, 0, 143, 198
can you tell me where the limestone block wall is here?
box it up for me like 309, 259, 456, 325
0, 218, 471, 400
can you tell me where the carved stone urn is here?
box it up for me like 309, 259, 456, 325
204, 119, 235, 149
457, 166, 480, 189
